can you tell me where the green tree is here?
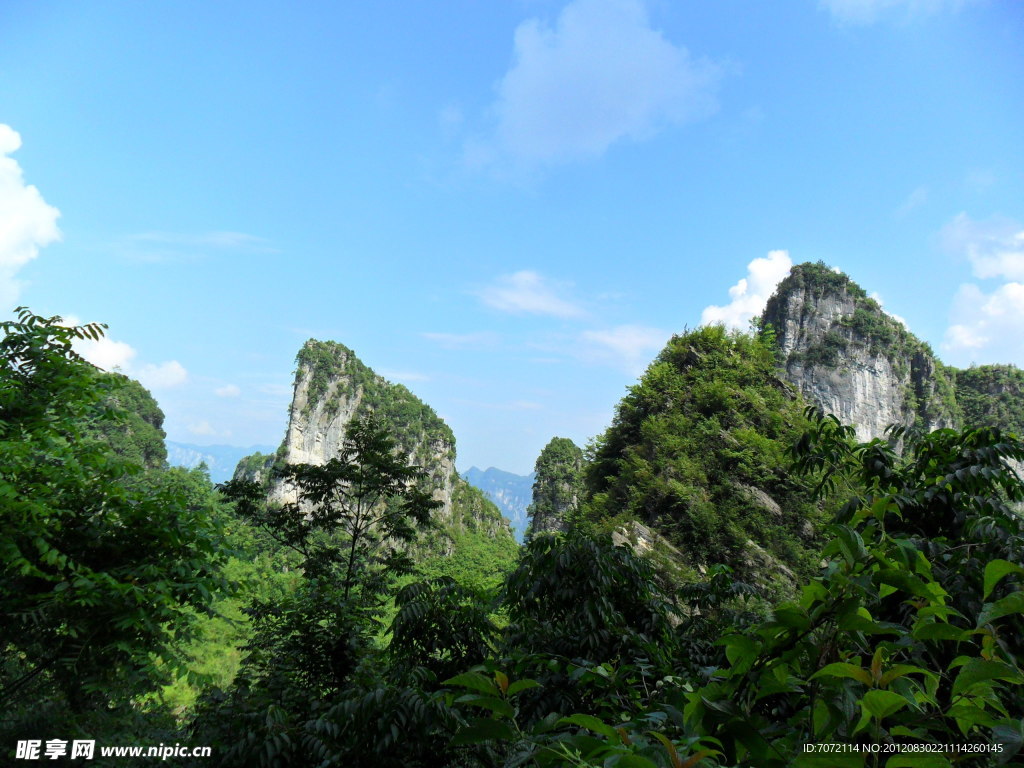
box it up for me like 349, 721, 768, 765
197, 414, 443, 764
586, 325, 824, 590
686, 413, 1024, 766
0, 309, 233, 736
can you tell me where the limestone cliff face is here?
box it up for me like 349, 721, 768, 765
237, 339, 514, 549
527, 437, 584, 537
761, 262, 960, 441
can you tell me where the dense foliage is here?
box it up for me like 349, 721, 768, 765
84, 370, 169, 468
6, 307, 1024, 767
526, 437, 584, 538
586, 325, 825, 588
0, 309, 235, 744
956, 364, 1024, 435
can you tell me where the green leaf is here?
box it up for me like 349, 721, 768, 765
451, 717, 517, 745
951, 659, 1022, 697
946, 702, 998, 732
984, 560, 1024, 600
443, 671, 499, 696
558, 713, 621, 742
811, 662, 872, 686
722, 634, 758, 670
861, 689, 909, 720
506, 678, 542, 697
648, 731, 682, 768
977, 592, 1024, 627
912, 622, 969, 642
454, 694, 515, 719
880, 664, 936, 688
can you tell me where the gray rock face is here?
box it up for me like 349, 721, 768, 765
762, 262, 959, 441
247, 339, 513, 545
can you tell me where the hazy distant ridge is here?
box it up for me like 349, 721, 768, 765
166, 442, 275, 483
463, 466, 534, 542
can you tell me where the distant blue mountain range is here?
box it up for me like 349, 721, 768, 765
166, 441, 275, 484
463, 466, 534, 543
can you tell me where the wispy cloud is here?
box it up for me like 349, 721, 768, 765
465, 0, 722, 171
420, 331, 501, 350
187, 419, 232, 438
0, 125, 61, 309
113, 230, 277, 263
942, 213, 1024, 281
941, 213, 1024, 365
380, 369, 431, 383
701, 250, 793, 330
895, 185, 929, 218
579, 324, 669, 374
477, 270, 585, 318
215, 384, 242, 397
820, 0, 975, 25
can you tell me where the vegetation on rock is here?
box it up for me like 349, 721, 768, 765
585, 325, 826, 590
526, 437, 584, 538
956, 363, 1024, 434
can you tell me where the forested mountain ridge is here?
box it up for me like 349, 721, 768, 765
582, 325, 826, 591
5, 292, 1024, 766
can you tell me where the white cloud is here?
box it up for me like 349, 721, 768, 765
77, 336, 138, 370
0, 125, 61, 308
477, 270, 585, 318
421, 331, 501, 350
470, 0, 721, 168
215, 384, 241, 397
61, 314, 189, 390
944, 282, 1024, 364
188, 420, 218, 437
941, 213, 1024, 281
135, 360, 189, 390
580, 324, 669, 374
701, 250, 793, 330
820, 0, 973, 25
941, 213, 1024, 365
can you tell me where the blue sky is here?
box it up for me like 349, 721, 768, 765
2, 0, 1022, 474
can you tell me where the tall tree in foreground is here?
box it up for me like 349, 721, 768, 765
0, 308, 233, 738
198, 414, 442, 764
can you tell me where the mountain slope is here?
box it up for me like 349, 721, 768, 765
586, 325, 825, 591
463, 466, 534, 542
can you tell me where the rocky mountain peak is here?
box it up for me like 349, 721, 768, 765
761, 261, 960, 441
